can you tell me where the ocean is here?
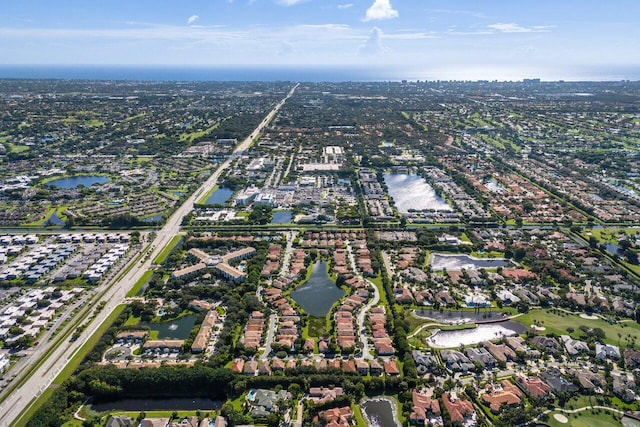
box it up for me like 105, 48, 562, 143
0, 65, 395, 82
0, 65, 638, 83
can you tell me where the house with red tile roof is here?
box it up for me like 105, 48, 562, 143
442, 392, 475, 425
517, 374, 552, 398
482, 380, 522, 413
410, 390, 441, 425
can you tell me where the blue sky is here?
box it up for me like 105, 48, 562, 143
1, 0, 639, 80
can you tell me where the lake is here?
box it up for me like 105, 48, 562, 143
429, 253, 509, 270
414, 309, 508, 324
362, 398, 401, 427
426, 321, 527, 348
384, 173, 452, 213
290, 261, 345, 317
139, 315, 197, 340
204, 188, 233, 205
91, 398, 222, 412
46, 175, 110, 189
271, 211, 292, 224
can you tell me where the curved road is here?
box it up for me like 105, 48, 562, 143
346, 240, 380, 360
0, 83, 298, 427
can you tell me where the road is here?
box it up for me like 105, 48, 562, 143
346, 240, 380, 360
0, 83, 298, 427
260, 314, 278, 360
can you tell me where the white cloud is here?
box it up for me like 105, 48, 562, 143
363, 0, 398, 22
488, 23, 552, 33
276, 0, 308, 5
187, 15, 199, 25
359, 26, 384, 56
338, 3, 354, 9
277, 40, 294, 56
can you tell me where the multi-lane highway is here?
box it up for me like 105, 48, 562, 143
0, 83, 298, 426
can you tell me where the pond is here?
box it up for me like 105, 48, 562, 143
138, 315, 197, 340
605, 242, 622, 256
290, 261, 345, 317
485, 178, 505, 193
46, 211, 65, 226
204, 187, 233, 205
384, 173, 452, 213
414, 309, 508, 324
91, 398, 222, 412
426, 321, 527, 348
429, 253, 509, 270
46, 175, 110, 189
142, 214, 164, 223
271, 211, 292, 224
361, 398, 401, 427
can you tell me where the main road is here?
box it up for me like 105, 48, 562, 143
0, 83, 298, 426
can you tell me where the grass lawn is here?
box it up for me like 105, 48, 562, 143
7, 142, 30, 153
583, 227, 640, 245
546, 410, 622, 427
368, 275, 390, 311
196, 184, 219, 205
514, 308, 640, 346
61, 420, 85, 427
178, 120, 224, 143
307, 317, 328, 337
22, 207, 56, 226
124, 315, 141, 326
153, 235, 184, 265
351, 403, 367, 427
126, 270, 153, 297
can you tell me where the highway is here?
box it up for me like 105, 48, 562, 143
0, 83, 298, 427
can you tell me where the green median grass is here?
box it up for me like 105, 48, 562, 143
153, 235, 183, 265
126, 270, 153, 297
15, 304, 126, 427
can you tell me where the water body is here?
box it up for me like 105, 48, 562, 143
485, 178, 505, 193
138, 315, 197, 340
290, 261, 345, 317
271, 211, 292, 224
46, 211, 65, 226
143, 214, 163, 223
605, 242, 622, 256
430, 253, 509, 270
361, 398, 401, 427
414, 309, 507, 324
426, 321, 527, 348
384, 173, 452, 213
91, 398, 222, 412
204, 188, 233, 205
46, 175, 109, 189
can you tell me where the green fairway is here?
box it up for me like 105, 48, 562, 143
546, 410, 622, 427
514, 308, 640, 346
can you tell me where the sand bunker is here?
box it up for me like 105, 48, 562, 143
554, 413, 569, 424
579, 313, 599, 320
531, 324, 546, 331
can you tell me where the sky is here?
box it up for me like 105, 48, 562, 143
1, 0, 639, 80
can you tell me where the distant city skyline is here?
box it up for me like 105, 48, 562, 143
1, 0, 639, 81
